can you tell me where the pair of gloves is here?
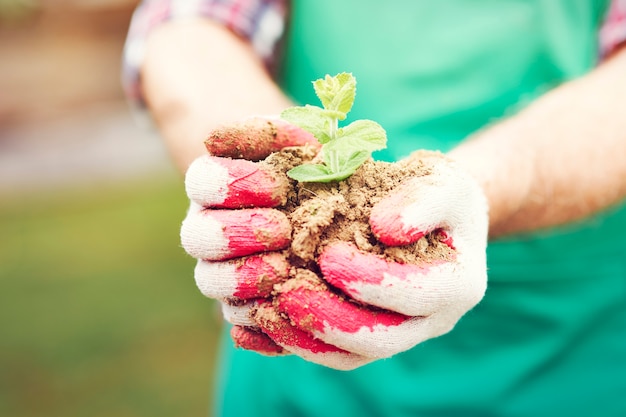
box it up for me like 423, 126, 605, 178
180, 118, 489, 370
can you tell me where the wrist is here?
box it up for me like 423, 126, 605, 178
141, 19, 294, 172
447, 124, 534, 238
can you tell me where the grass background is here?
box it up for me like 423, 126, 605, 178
0, 175, 222, 416
1, 2, 224, 414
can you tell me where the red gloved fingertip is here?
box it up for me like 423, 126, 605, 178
208, 208, 292, 258
370, 211, 425, 246
271, 119, 321, 149
319, 241, 433, 290
213, 156, 289, 208
231, 325, 287, 355
253, 301, 347, 354
233, 253, 290, 299
369, 186, 425, 246
205, 118, 319, 161
434, 228, 455, 249
276, 272, 408, 335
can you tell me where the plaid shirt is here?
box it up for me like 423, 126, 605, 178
122, 0, 626, 108
122, 0, 287, 108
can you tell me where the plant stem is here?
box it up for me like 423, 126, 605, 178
329, 116, 338, 141
328, 117, 339, 173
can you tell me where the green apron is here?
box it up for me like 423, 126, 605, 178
215, 2, 626, 416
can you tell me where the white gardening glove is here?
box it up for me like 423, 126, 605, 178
181, 118, 489, 370
180, 117, 320, 355
249, 155, 489, 370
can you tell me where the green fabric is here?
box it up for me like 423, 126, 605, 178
216, 1, 626, 416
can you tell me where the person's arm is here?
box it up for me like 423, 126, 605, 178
446, 47, 626, 238
141, 18, 293, 172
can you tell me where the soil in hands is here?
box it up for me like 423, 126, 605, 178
259, 146, 455, 279
242, 146, 456, 352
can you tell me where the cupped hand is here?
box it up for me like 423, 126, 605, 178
180, 117, 319, 355
181, 120, 489, 370
247, 155, 489, 370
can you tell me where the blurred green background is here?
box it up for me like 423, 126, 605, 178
1, 1, 221, 416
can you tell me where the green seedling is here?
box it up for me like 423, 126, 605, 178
281, 73, 387, 182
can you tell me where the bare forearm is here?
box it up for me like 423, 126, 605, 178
448, 48, 626, 238
141, 18, 293, 172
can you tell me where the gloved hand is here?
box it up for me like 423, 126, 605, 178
254, 156, 490, 370
181, 118, 489, 370
180, 117, 320, 355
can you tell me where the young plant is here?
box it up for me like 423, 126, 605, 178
281, 73, 387, 182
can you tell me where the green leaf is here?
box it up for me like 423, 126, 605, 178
319, 109, 347, 121
313, 72, 356, 117
286, 163, 339, 182
321, 146, 370, 178
281, 105, 332, 144
338, 150, 370, 173
280, 73, 388, 183
337, 119, 387, 152
312, 76, 334, 110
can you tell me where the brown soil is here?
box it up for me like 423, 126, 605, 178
259, 147, 455, 277
243, 147, 457, 347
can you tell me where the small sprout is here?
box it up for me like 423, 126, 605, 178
281, 73, 387, 182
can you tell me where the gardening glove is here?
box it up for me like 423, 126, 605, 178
252, 155, 489, 370
180, 117, 319, 355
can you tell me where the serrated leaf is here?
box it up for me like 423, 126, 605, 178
320, 149, 367, 182
321, 147, 369, 179
331, 72, 357, 115
281, 105, 332, 144
287, 164, 354, 182
280, 73, 387, 183
338, 150, 370, 173
312, 75, 335, 110
319, 169, 358, 182
286, 163, 338, 182
337, 119, 387, 152
313, 72, 356, 117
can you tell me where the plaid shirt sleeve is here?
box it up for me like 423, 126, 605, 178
600, 0, 626, 58
122, 0, 626, 109
121, 0, 287, 109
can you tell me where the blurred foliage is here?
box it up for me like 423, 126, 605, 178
0, 177, 221, 417
0, 0, 39, 23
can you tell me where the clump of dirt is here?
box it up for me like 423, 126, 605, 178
258, 147, 455, 276
229, 146, 457, 353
